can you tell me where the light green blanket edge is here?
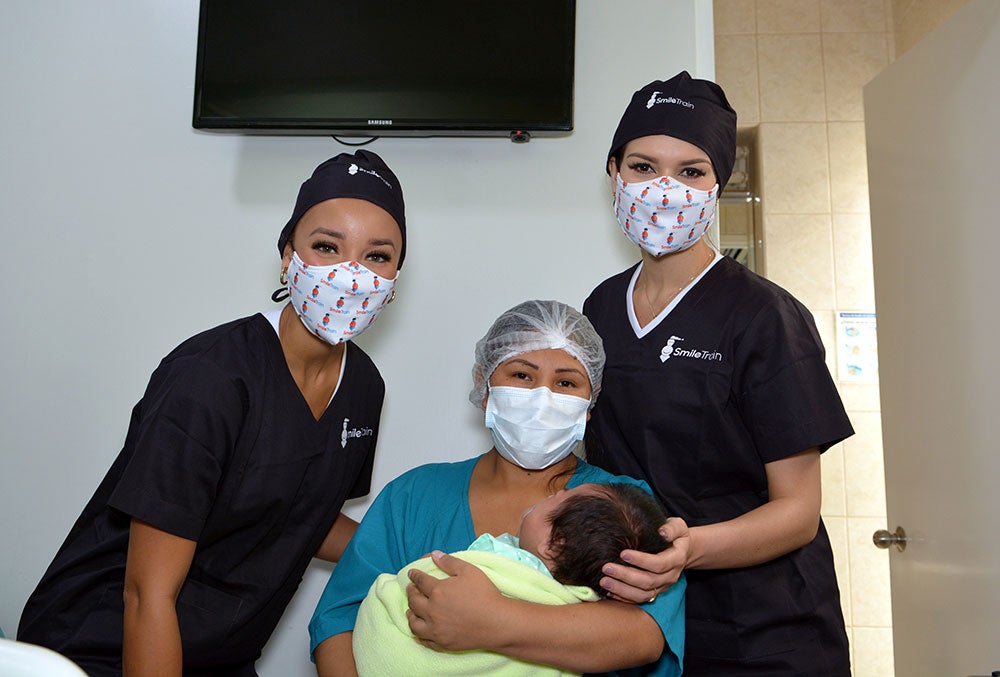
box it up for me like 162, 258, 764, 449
353, 549, 600, 676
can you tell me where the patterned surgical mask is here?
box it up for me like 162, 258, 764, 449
485, 385, 589, 470
286, 252, 396, 346
614, 173, 718, 256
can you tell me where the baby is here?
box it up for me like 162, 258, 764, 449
489, 482, 669, 595
352, 482, 669, 676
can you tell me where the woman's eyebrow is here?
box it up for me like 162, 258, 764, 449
678, 158, 712, 166
506, 358, 540, 370
367, 238, 397, 249
555, 366, 587, 376
308, 227, 344, 239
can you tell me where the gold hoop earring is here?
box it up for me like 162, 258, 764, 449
387, 289, 396, 304
279, 268, 288, 285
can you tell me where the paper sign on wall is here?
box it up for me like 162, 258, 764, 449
836, 311, 878, 383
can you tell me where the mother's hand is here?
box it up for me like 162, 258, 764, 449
405, 551, 507, 652
600, 516, 691, 604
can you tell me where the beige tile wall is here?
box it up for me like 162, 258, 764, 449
714, 1, 972, 674
891, 0, 971, 55
714, 1, 892, 674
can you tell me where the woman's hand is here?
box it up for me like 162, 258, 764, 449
405, 551, 507, 652
599, 516, 691, 604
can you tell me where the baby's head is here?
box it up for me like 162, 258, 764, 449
518, 483, 668, 598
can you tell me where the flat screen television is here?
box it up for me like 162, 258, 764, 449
193, 1, 576, 139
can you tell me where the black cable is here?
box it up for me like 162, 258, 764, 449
331, 135, 379, 146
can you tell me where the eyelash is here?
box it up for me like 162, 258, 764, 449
502, 370, 580, 390
312, 241, 338, 254
311, 241, 392, 264
626, 162, 707, 179
627, 161, 656, 174
679, 167, 707, 179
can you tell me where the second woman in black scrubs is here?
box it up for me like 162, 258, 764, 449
18, 150, 406, 676
583, 72, 855, 675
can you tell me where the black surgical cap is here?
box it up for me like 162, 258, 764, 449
607, 71, 738, 193
277, 150, 407, 268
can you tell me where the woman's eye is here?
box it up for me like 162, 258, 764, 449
679, 167, 707, 179
312, 241, 338, 254
556, 379, 578, 389
366, 250, 392, 264
627, 161, 655, 174
511, 371, 531, 381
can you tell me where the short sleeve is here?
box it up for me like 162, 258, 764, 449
736, 297, 853, 462
107, 357, 246, 541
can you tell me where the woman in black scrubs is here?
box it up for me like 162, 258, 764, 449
18, 150, 406, 677
582, 72, 854, 675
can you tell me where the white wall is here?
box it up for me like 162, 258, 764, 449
0, 1, 713, 673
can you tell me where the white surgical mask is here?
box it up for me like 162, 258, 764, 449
286, 251, 396, 346
485, 385, 589, 470
614, 173, 718, 256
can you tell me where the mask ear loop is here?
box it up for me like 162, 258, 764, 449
271, 268, 290, 303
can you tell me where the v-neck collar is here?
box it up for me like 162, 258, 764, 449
258, 310, 348, 424
626, 250, 722, 339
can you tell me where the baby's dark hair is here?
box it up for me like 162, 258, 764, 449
546, 483, 668, 598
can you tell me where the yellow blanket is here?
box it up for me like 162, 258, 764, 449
353, 549, 599, 676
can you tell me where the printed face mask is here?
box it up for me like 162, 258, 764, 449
614, 173, 718, 256
485, 385, 589, 470
286, 252, 396, 346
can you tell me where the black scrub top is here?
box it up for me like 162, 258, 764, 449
584, 256, 854, 676
18, 314, 383, 676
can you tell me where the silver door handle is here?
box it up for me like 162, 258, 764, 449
872, 526, 907, 552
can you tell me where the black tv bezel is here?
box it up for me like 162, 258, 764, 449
191, 1, 576, 138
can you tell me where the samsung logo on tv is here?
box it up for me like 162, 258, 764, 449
368, 119, 393, 126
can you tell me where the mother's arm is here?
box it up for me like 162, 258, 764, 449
314, 633, 357, 677
406, 551, 663, 672
600, 447, 822, 602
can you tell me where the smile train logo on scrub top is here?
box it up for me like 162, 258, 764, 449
341, 418, 374, 448
659, 335, 723, 364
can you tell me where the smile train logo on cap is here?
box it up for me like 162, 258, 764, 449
646, 91, 695, 110
347, 163, 393, 190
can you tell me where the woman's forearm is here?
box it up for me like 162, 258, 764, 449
599, 450, 823, 603
314, 512, 359, 563
460, 596, 663, 672
314, 632, 358, 677
685, 495, 819, 570
122, 519, 197, 677
686, 449, 822, 570
122, 592, 182, 677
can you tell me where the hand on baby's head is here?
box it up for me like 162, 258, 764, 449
540, 483, 669, 596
